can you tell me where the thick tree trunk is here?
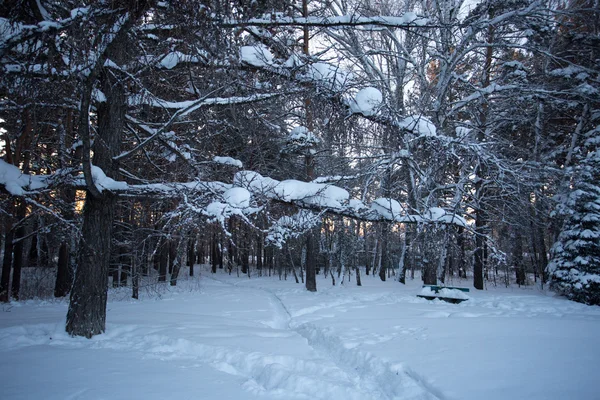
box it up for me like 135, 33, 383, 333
66, 192, 116, 338
64, 1, 148, 338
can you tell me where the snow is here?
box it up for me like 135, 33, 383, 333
398, 115, 437, 136
1, 268, 599, 400
213, 156, 243, 168
70, 7, 90, 19
424, 207, 468, 227
234, 171, 349, 208
302, 62, 352, 91
0, 159, 47, 195
350, 87, 383, 116
288, 126, 320, 144
371, 197, 403, 219
223, 187, 251, 208
89, 165, 129, 192
228, 14, 430, 28
240, 45, 274, 67
159, 51, 200, 69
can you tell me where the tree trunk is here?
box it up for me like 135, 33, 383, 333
158, 238, 168, 282
10, 219, 26, 301
66, 192, 116, 338
305, 232, 317, 292
54, 242, 72, 297
132, 254, 139, 300
474, 215, 485, 290
513, 228, 526, 286
187, 238, 195, 277
1, 220, 13, 302
211, 233, 218, 273
170, 241, 182, 286
379, 226, 387, 282
64, 1, 148, 338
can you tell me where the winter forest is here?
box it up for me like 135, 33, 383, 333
0, 0, 599, 399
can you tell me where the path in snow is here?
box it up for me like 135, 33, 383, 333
207, 276, 443, 400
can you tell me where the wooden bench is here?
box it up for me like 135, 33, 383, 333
417, 285, 470, 303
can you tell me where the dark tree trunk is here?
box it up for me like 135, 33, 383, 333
399, 226, 412, 284
1, 220, 14, 302
474, 213, 486, 290
513, 228, 526, 286
379, 226, 387, 282
211, 233, 218, 274
158, 239, 168, 282
153, 242, 160, 271
256, 237, 263, 272
11, 204, 26, 300
422, 259, 437, 285
28, 224, 38, 266
170, 242, 182, 286
168, 240, 176, 275
132, 256, 139, 300
305, 232, 317, 292
54, 242, 72, 297
187, 238, 195, 277
66, 192, 116, 338
64, 1, 148, 338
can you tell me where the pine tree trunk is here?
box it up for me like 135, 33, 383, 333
66, 192, 116, 338
65, 1, 148, 338
0, 221, 13, 303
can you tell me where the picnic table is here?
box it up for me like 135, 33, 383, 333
417, 285, 470, 303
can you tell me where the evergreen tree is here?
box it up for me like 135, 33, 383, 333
548, 130, 600, 305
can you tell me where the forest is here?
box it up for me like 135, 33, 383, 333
0, 0, 599, 341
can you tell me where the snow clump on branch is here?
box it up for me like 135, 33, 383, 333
350, 87, 382, 116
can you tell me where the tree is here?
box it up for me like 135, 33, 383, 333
548, 137, 600, 305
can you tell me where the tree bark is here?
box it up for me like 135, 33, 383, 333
158, 238, 168, 282
11, 215, 26, 301
187, 238, 195, 277
66, 192, 116, 338
1, 220, 14, 302
54, 242, 72, 297
305, 232, 317, 291
66, 34, 127, 336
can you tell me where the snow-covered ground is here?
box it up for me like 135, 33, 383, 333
1, 268, 599, 400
